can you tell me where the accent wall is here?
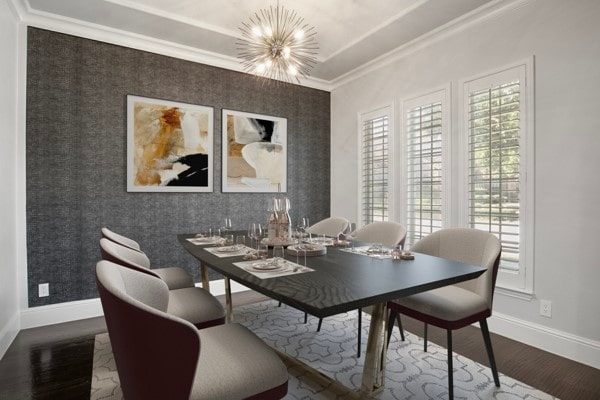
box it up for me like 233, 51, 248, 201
26, 27, 331, 307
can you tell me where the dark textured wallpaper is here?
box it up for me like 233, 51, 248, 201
26, 28, 330, 307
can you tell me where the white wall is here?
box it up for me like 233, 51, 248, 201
0, 0, 21, 359
331, 0, 600, 364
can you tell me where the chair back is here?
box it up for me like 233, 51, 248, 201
410, 228, 501, 308
305, 217, 350, 237
101, 227, 141, 251
96, 260, 199, 399
99, 238, 156, 277
351, 221, 407, 248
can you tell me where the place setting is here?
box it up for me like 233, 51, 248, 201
186, 235, 225, 246
341, 242, 415, 261
286, 242, 327, 257
234, 244, 314, 279
303, 234, 336, 247
203, 234, 254, 258
341, 242, 393, 258
186, 226, 226, 245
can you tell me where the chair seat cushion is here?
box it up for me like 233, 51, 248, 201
392, 285, 488, 322
153, 267, 194, 290
191, 323, 288, 400
167, 287, 225, 328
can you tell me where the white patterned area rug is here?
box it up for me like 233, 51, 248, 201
91, 300, 557, 399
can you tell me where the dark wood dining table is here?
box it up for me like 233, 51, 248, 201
178, 233, 485, 396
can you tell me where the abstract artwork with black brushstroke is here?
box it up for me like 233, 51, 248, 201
127, 95, 213, 192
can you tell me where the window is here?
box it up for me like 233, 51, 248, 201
360, 106, 392, 225
461, 60, 533, 292
403, 89, 450, 247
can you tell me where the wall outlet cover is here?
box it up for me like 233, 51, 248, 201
39, 283, 49, 297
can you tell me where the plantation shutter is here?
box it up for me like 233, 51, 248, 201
468, 80, 521, 270
361, 113, 389, 225
406, 101, 443, 246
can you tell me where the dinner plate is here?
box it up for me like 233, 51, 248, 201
215, 245, 243, 253
250, 262, 283, 271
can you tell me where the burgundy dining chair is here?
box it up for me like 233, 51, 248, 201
100, 238, 225, 329
96, 260, 288, 399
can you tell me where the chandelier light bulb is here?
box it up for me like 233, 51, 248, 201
237, 1, 318, 83
256, 63, 267, 73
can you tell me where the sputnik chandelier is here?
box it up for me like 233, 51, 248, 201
237, 1, 318, 84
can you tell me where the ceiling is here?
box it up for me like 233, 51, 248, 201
22, 0, 495, 84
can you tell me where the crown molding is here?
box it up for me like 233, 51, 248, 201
7, 0, 26, 20
329, 0, 532, 89
11, 0, 532, 98
103, 0, 240, 39
15, 0, 333, 91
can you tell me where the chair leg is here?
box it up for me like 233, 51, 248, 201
304, 313, 308, 324
396, 313, 405, 341
424, 323, 428, 352
447, 329, 454, 400
480, 319, 500, 387
278, 301, 282, 307
317, 317, 322, 331
357, 308, 362, 357
386, 309, 406, 345
386, 309, 396, 344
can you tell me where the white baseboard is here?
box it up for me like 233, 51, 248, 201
19, 279, 249, 329
20, 298, 104, 330
0, 312, 20, 360
488, 312, 600, 370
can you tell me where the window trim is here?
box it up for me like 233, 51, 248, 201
357, 103, 396, 227
400, 85, 452, 247
458, 57, 535, 294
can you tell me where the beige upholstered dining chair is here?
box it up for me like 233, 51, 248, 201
386, 228, 502, 399
102, 227, 142, 251
101, 227, 196, 290
100, 238, 225, 329
349, 221, 407, 248
99, 236, 193, 290
96, 260, 288, 400
318, 221, 406, 357
305, 217, 350, 237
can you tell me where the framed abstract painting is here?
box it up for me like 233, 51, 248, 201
127, 95, 213, 192
222, 109, 287, 193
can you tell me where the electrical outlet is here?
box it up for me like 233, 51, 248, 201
540, 299, 552, 318
39, 283, 49, 297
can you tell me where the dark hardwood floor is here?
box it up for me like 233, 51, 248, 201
1, 291, 598, 399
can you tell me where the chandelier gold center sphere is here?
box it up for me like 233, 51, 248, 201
237, 1, 318, 83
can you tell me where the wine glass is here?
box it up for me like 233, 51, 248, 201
248, 223, 262, 249
236, 235, 246, 246
272, 245, 284, 265
297, 217, 309, 237
257, 244, 268, 260
222, 218, 232, 233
